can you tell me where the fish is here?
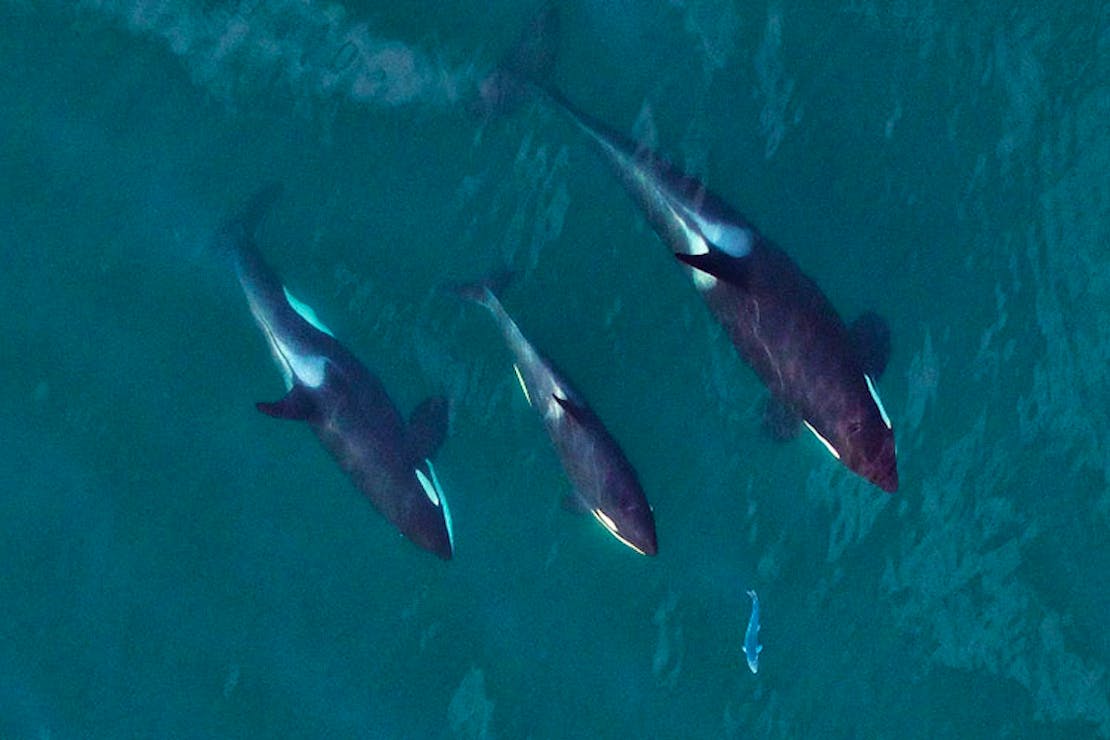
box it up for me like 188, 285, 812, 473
454, 279, 657, 556
743, 589, 762, 674
215, 184, 455, 559
475, 4, 898, 493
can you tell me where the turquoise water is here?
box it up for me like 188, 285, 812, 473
2, 0, 1107, 737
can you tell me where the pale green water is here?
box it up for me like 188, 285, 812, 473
1, 1, 1107, 737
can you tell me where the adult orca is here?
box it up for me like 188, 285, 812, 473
455, 279, 657, 555
475, 5, 898, 492
216, 185, 456, 558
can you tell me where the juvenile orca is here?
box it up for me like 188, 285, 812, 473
475, 5, 898, 492
216, 185, 456, 559
455, 280, 657, 555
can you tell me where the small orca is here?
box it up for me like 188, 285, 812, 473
215, 185, 455, 559
475, 5, 898, 492
743, 589, 762, 674
453, 279, 657, 556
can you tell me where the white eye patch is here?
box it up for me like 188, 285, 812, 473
864, 374, 892, 429
415, 460, 454, 548
803, 419, 841, 460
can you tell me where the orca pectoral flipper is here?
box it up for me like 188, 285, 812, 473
256, 384, 315, 421
848, 311, 892, 379
406, 396, 449, 462
761, 396, 802, 441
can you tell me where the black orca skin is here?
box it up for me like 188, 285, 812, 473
216, 186, 456, 558
478, 6, 898, 492
454, 281, 658, 555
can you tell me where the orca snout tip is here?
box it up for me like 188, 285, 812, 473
624, 511, 659, 556
630, 525, 659, 556
875, 464, 899, 493
416, 531, 454, 561
427, 526, 455, 561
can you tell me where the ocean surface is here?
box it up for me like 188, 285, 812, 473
1, 0, 1107, 737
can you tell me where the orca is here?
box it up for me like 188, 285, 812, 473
216, 185, 456, 558
455, 279, 657, 555
475, 5, 898, 492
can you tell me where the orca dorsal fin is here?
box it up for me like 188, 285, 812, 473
761, 396, 802, 441
215, 183, 284, 256
552, 394, 589, 425
849, 311, 892, 379
406, 396, 449, 462
256, 384, 315, 421
675, 250, 752, 288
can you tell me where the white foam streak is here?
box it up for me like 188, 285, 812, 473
74, 0, 469, 111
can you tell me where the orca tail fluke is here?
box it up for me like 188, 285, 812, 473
214, 183, 284, 257
471, 3, 561, 118
446, 280, 495, 308
441, 269, 516, 310
502, 2, 560, 87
